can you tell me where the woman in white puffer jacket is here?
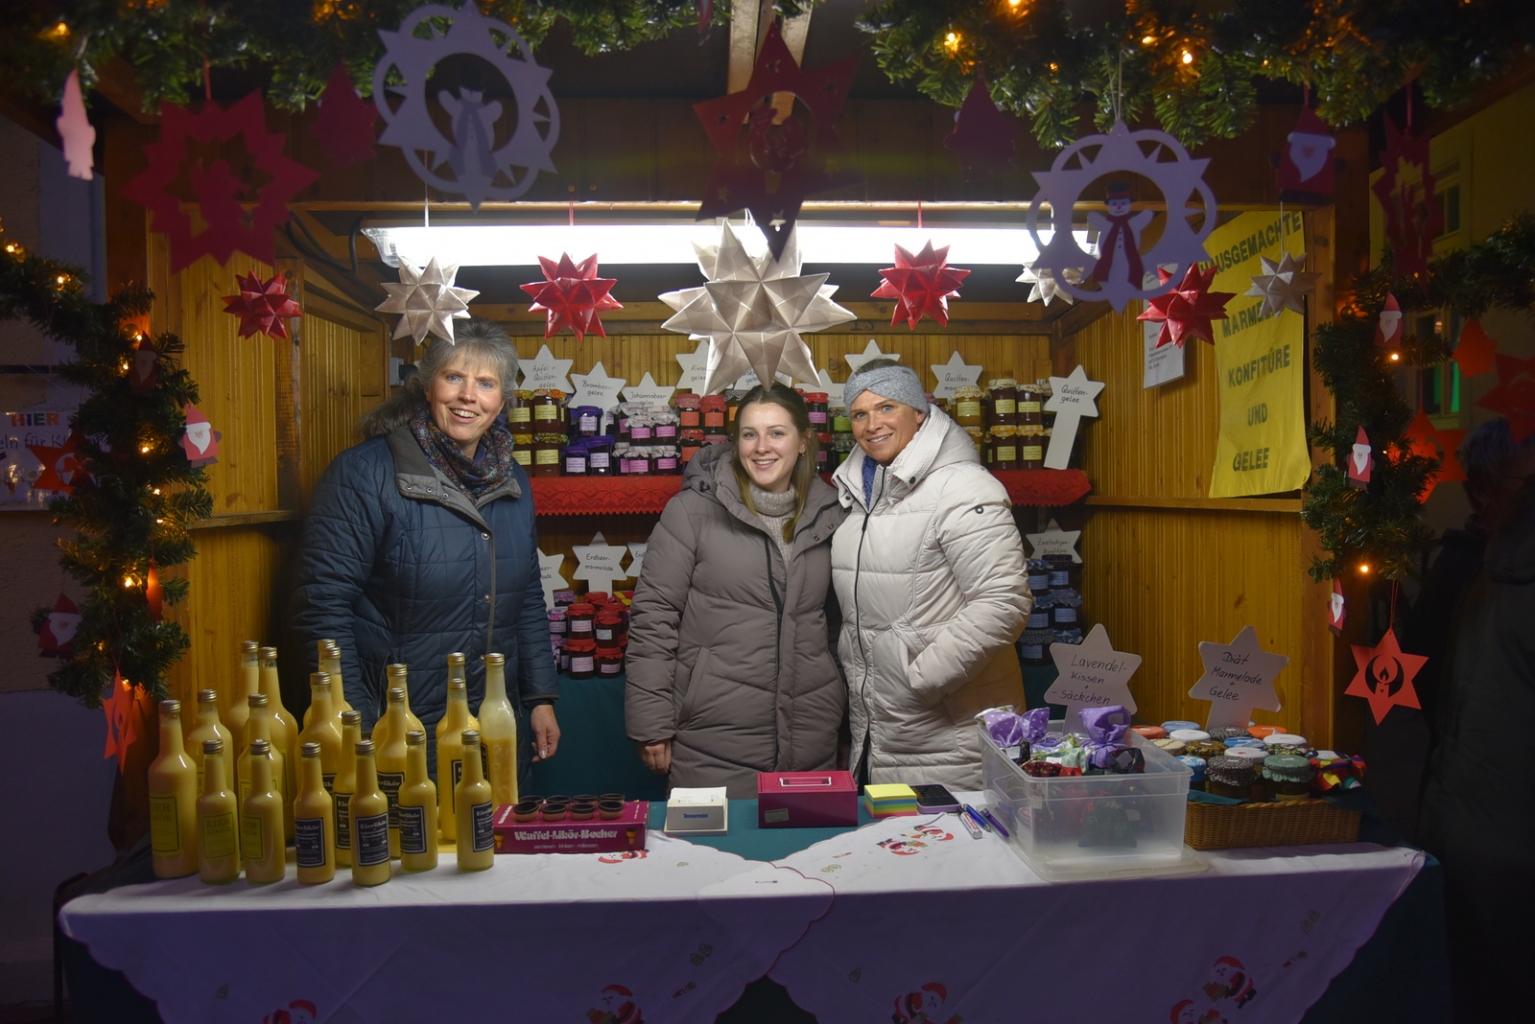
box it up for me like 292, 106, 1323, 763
830, 360, 1032, 790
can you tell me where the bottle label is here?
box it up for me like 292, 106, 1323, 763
570, 619, 593, 633
1055, 607, 1078, 623
471, 802, 495, 852
1022, 444, 1044, 461
513, 450, 532, 467
631, 426, 653, 440
808, 411, 828, 425
355, 812, 390, 867
599, 661, 622, 675
1028, 574, 1050, 590
509, 406, 531, 424
1021, 644, 1044, 660
590, 451, 611, 469
1019, 401, 1042, 413
398, 805, 429, 855
241, 813, 265, 862
1049, 571, 1070, 587
535, 448, 560, 465
578, 414, 599, 433
704, 412, 726, 428
334, 793, 351, 850
295, 817, 327, 868
996, 445, 1018, 462
957, 400, 982, 418
657, 457, 678, 471
1029, 612, 1050, 629
680, 411, 701, 427
201, 811, 236, 860
571, 655, 595, 674
655, 424, 677, 439
323, 773, 336, 794
450, 759, 464, 811
595, 626, 613, 641
377, 772, 405, 828
565, 456, 587, 474
150, 795, 181, 854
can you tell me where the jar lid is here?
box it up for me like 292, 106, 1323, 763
989, 426, 1018, 437
1182, 740, 1228, 759
952, 386, 985, 399
1206, 726, 1250, 741
1130, 725, 1168, 739
1262, 754, 1316, 783
1264, 733, 1309, 747
1169, 728, 1211, 743
1206, 756, 1258, 785
1247, 725, 1287, 738
805, 392, 828, 402
564, 638, 597, 652
1151, 738, 1186, 754
547, 609, 566, 619
1222, 746, 1267, 763
1176, 755, 1207, 770
674, 393, 701, 407
987, 378, 1018, 388
1161, 720, 1202, 733
596, 611, 624, 623
567, 603, 596, 614
595, 646, 623, 657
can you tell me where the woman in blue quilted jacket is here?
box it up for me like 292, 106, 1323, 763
291, 320, 559, 783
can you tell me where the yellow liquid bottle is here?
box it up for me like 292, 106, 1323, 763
372, 663, 424, 751
333, 710, 361, 868
321, 640, 352, 716
297, 673, 343, 792
147, 699, 199, 879
398, 730, 439, 871
478, 653, 520, 810
455, 730, 495, 872
185, 689, 233, 796
196, 738, 240, 884
436, 670, 478, 843
350, 739, 392, 887
258, 646, 298, 841
376, 686, 409, 859
226, 640, 260, 764
294, 741, 336, 885
237, 693, 287, 833
241, 738, 286, 884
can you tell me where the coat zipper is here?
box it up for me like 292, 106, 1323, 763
852, 464, 886, 781
762, 533, 785, 770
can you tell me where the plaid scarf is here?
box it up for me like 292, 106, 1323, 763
409, 407, 515, 501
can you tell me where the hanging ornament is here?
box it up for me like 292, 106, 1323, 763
1274, 105, 1339, 204
1348, 427, 1373, 488
1017, 262, 1082, 307
1374, 293, 1403, 347
1136, 265, 1235, 349
102, 671, 139, 772
36, 593, 82, 657
221, 271, 302, 340
55, 68, 96, 181
27, 431, 86, 494
1371, 116, 1443, 280
942, 73, 1017, 174
373, 3, 559, 209
1453, 318, 1498, 377
310, 63, 380, 168
181, 404, 221, 467
1328, 580, 1346, 636
520, 253, 622, 340
375, 256, 479, 347
129, 336, 159, 393
120, 92, 318, 272
692, 21, 860, 261
1404, 411, 1467, 500
145, 561, 163, 622
872, 242, 970, 329
1244, 252, 1320, 317
658, 223, 855, 393
1345, 628, 1426, 725
1475, 352, 1535, 442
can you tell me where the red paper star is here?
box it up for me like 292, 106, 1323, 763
1404, 411, 1467, 499
1346, 628, 1426, 725
943, 73, 1017, 172
872, 242, 970, 328
693, 21, 860, 261
1477, 352, 1535, 442
28, 431, 87, 494
310, 63, 379, 168
121, 91, 318, 272
1453, 318, 1498, 377
1371, 116, 1443, 280
1136, 265, 1235, 348
222, 271, 302, 340
520, 253, 622, 340
102, 671, 139, 771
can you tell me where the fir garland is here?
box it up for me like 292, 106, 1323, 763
1, 225, 212, 707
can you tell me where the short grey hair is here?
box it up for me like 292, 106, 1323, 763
1459, 417, 1535, 488
357, 319, 519, 439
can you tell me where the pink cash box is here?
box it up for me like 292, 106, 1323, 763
493, 801, 649, 854
757, 771, 858, 828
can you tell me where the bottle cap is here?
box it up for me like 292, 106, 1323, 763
355, 739, 375, 755
386, 663, 408, 678
1264, 733, 1309, 748
301, 742, 321, 758
160, 699, 181, 714
259, 646, 277, 659
340, 710, 361, 725
241, 639, 260, 653
387, 687, 405, 703
202, 738, 223, 754
197, 689, 218, 704
311, 671, 330, 689
448, 678, 467, 691
248, 693, 269, 707
1223, 746, 1268, 764
406, 730, 425, 745
447, 651, 466, 666
249, 738, 272, 755
461, 729, 481, 745
484, 652, 506, 666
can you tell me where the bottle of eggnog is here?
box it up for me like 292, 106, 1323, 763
478, 653, 520, 809
436, 673, 477, 842
350, 739, 392, 886
294, 741, 336, 884
455, 730, 495, 872
376, 687, 409, 858
398, 730, 439, 872
237, 694, 286, 828
258, 646, 297, 839
241, 738, 286, 884
297, 672, 343, 791
185, 689, 233, 795
371, 663, 423, 751
196, 738, 240, 884
320, 640, 352, 716
225, 640, 260, 761
148, 699, 199, 879
332, 710, 361, 868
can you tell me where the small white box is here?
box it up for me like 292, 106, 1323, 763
664, 787, 729, 835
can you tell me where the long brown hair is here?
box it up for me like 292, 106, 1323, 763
730, 384, 820, 542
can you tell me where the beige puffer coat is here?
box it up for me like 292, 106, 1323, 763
831, 406, 1032, 790
625, 443, 848, 798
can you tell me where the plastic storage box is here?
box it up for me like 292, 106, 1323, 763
980, 721, 1202, 881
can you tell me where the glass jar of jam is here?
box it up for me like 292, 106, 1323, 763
675, 393, 702, 429
571, 406, 603, 437
509, 390, 533, 430
1020, 429, 1045, 470
1034, 380, 1055, 430
1051, 602, 1078, 628
565, 638, 597, 679
594, 611, 627, 645
548, 608, 567, 638
595, 645, 624, 677
587, 438, 614, 476
701, 396, 727, 430
566, 603, 596, 637
952, 386, 985, 428
654, 420, 679, 444
556, 640, 571, 673
680, 430, 704, 463
511, 435, 533, 469
564, 442, 589, 476
726, 390, 745, 425
532, 389, 565, 429
655, 450, 680, 475
804, 392, 829, 431
532, 433, 564, 476
629, 417, 654, 442
990, 426, 1018, 470
988, 379, 1019, 426
1019, 384, 1044, 427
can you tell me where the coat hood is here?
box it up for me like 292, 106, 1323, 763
682, 439, 841, 540
831, 405, 979, 510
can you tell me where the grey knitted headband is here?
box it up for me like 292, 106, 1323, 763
842, 363, 928, 413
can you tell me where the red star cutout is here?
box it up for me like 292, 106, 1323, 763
28, 431, 87, 494
102, 671, 140, 771
519, 253, 623, 340
1404, 411, 1467, 499
693, 21, 860, 261
1346, 628, 1426, 725
1371, 116, 1444, 280
1136, 265, 1236, 348
1477, 352, 1535, 442
943, 73, 1017, 173
221, 271, 302, 340
121, 91, 318, 272
872, 241, 970, 328
1453, 318, 1498, 377
309, 63, 379, 168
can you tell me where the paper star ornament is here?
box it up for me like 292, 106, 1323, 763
872, 241, 971, 329
572, 532, 631, 596
658, 223, 854, 394
1476, 352, 1535, 442
674, 340, 711, 394
520, 252, 622, 340
929, 351, 983, 400
311, 62, 379, 168
222, 271, 302, 340
844, 339, 901, 373
1328, 579, 1346, 636
622, 372, 675, 408
1043, 366, 1104, 470
569, 362, 626, 412
37, 593, 81, 656
181, 404, 221, 467
942, 73, 1017, 173
376, 257, 478, 347
1045, 624, 1141, 734
1453, 319, 1498, 377
102, 671, 139, 772
1374, 293, 1403, 348
28, 431, 86, 494
1346, 628, 1426, 725
537, 549, 568, 611
56, 68, 95, 180
1188, 626, 1288, 731
1025, 519, 1082, 563
1017, 263, 1082, 307
1244, 252, 1320, 317
1404, 412, 1467, 499
1137, 264, 1235, 349
519, 344, 575, 393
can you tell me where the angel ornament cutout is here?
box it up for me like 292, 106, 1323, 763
1087, 182, 1154, 292
442, 88, 502, 182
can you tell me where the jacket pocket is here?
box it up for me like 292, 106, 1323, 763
676, 647, 711, 727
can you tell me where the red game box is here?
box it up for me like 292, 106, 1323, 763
757, 771, 858, 828
493, 801, 650, 854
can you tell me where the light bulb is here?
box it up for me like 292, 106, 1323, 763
1357, 563, 1371, 575
944, 31, 961, 51
1181, 49, 1195, 65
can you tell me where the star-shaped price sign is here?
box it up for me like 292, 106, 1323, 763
570, 362, 627, 412
626, 541, 649, 581
537, 548, 568, 611
622, 372, 675, 408
1404, 412, 1467, 499
814, 368, 846, 409
1345, 628, 1426, 725
929, 351, 984, 401
1476, 352, 1535, 442
572, 532, 630, 596
675, 340, 711, 394
519, 344, 575, 393
1025, 518, 1082, 563
844, 339, 900, 374
1453, 319, 1498, 377
1043, 365, 1104, 470
1188, 625, 1288, 731
1045, 624, 1141, 735
375, 257, 479, 347
872, 241, 970, 329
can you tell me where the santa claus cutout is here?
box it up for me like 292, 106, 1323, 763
37, 593, 82, 656
181, 404, 221, 467
1375, 294, 1403, 347
1329, 579, 1346, 635
1087, 181, 1154, 291
1276, 106, 1340, 204
1348, 427, 1373, 488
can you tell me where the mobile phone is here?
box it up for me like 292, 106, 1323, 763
911, 784, 961, 813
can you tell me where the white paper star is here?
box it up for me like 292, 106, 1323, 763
674, 340, 711, 394
1188, 626, 1288, 731
626, 541, 648, 581
1045, 624, 1142, 735
571, 532, 631, 596
519, 343, 574, 393
844, 339, 901, 374
1025, 518, 1082, 563
621, 372, 675, 408
537, 548, 569, 611
569, 361, 627, 412
1016, 262, 1083, 307
375, 256, 479, 347
1244, 252, 1321, 317
815, 368, 846, 409
658, 224, 855, 394
929, 351, 984, 400
1043, 365, 1105, 470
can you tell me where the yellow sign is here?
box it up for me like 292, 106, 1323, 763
1206, 210, 1311, 498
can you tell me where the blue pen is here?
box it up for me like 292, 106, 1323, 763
979, 806, 1010, 838
963, 803, 991, 832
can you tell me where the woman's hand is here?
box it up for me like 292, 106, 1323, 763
638, 739, 672, 775
530, 704, 561, 761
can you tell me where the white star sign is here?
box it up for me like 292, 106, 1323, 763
675, 339, 711, 394
1188, 625, 1288, 731
1043, 365, 1105, 470
572, 531, 631, 596
520, 343, 574, 392
844, 339, 901, 374
626, 541, 648, 581
1045, 624, 1142, 735
815, 368, 846, 410
622, 372, 675, 408
1025, 518, 1082, 564
929, 351, 984, 400
537, 548, 569, 611
569, 361, 626, 412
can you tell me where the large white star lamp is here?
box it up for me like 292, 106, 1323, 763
572, 532, 631, 596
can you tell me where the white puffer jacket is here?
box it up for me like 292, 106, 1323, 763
831, 406, 1032, 790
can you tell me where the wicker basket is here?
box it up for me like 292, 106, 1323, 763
1184, 798, 1361, 850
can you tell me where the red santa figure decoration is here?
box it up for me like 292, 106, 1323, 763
181, 404, 221, 467
1203, 955, 1257, 1009
1348, 427, 1373, 488
1328, 579, 1346, 636
1170, 998, 1221, 1024
892, 981, 958, 1024
1276, 106, 1339, 204
1087, 181, 1153, 291
37, 593, 82, 656
129, 337, 158, 393
586, 984, 643, 1024
1374, 293, 1403, 348
263, 999, 318, 1024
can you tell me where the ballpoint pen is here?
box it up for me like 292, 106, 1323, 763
979, 806, 1010, 838
963, 803, 991, 832
956, 809, 983, 838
